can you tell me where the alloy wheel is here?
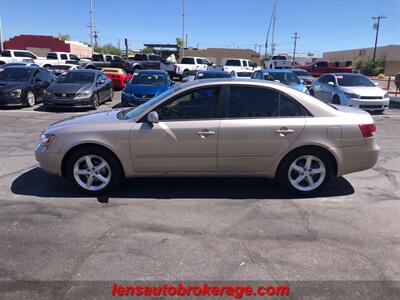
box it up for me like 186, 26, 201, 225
73, 155, 112, 191
288, 155, 326, 192
26, 91, 35, 107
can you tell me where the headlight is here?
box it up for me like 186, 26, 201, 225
76, 90, 92, 98
383, 93, 389, 98
344, 92, 360, 99
39, 134, 55, 147
9, 89, 22, 97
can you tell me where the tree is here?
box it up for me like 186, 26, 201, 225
142, 47, 154, 54
58, 33, 70, 41
94, 43, 121, 56
307, 52, 314, 57
353, 56, 384, 76
176, 37, 184, 48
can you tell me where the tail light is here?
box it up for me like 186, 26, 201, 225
358, 124, 376, 137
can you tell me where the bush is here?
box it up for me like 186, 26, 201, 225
353, 56, 384, 76
377, 73, 385, 78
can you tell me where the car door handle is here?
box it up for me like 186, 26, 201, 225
276, 128, 294, 135
197, 129, 216, 138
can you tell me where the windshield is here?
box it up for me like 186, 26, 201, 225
0, 67, 33, 82
237, 72, 253, 77
130, 73, 167, 85
52, 65, 72, 70
197, 72, 231, 79
56, 72, 95, 84
265, 72, 301, 85
122, 85, 182, 120
293, 70, 311, 77
337, 75, 375, 87
272, 55, 287, 60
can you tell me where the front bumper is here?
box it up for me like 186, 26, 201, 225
44, 95, 93, 108
346, 97, 390, 111
0, 94, 24, 106
35, 144, 63, 176
121, 93, 152, 106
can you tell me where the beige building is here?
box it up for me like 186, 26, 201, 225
183, 47, 261, 65
65, 41, 92, 58
323, 45, 400, 75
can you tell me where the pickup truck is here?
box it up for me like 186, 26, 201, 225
174, 56, 215, 78
127, 53, 174, 74
222, 58, 256, 74
79, 54, 133, 73
264, 55, 292, 69
0, 50, 81, 67
299, 61, 353, 77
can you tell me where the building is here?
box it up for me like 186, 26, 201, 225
3, 34, 92, 58
323, 45, 400, 75
183, 47, 261, 65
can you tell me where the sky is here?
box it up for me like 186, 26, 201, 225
0, 0, 399, 56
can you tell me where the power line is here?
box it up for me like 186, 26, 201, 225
372, 15, 387, 61
292, 32, 300, 66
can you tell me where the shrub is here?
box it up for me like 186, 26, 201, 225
377, 73, 385, 78
353, 57, 384, 76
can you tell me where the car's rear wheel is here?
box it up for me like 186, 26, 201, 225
66, 147, 122, 195
277, 148, 332, 196
182, 69, 189, 77
26, 91, 36, 107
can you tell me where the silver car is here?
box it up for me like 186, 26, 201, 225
310, 73, 390, 113
35, 79, 379, 196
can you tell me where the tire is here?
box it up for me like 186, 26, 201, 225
277, 148, 333, 197
92, 93, 99, 110
309, 89, 315, 96
26, 91, 36, 107
107, 87, 114, 102
182, 69, 189, 77
332, 95, 341, 105
66, 147, 122, 195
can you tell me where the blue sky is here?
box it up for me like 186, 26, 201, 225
1, 0, 399, 56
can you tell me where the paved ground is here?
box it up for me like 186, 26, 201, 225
0, 93, 399, 296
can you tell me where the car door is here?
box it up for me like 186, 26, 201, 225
218, 85, 306, 172
312, 75, 327, 100
31, 69, 47, 101
130, 86, 222, 173
196, 58, 209, 71
323, 75, 336, 102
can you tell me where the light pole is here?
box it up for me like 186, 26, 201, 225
292, 32, 299, 67
372, 15, 387, 61
0, 17, 4, 52
89, 0, 94, 54
181, 0, 185, 58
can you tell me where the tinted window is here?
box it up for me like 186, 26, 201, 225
56, 72, 95, 84
279, 94, 304, 117
242, 60, 248, 67
181, 57, 195, 64
47, 53, 57, 59
293, 70, 311, 77
60, 54, 68, 60
70, 54, 79, 60
92, 54, 104, 61
130, 72, 167, 85
336, 74, 375, 87
149, 55, 161, 61
226, 60, 241, 66
272, 55, 287, 60
0, 67, 33, 82
15, 51, 36, 59
319, 75, 328, 84
105, 55, 113, 62
133, 54, 147, 61
237, 72, 253, 77
1, 50, 11, 57
228, 86, 279, 118
157, 87, 220, 120
264, 72, 301, 85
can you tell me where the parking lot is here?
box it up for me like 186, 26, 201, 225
1, 92, 400, 295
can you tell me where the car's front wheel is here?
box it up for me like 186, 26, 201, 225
92, 93, 99, 110
66, 147, 122, 195
26, 91, 36, 107
277, 148, 333, 196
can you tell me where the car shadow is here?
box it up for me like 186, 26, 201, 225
33, 105, 92, 113
11, 167, 355, 201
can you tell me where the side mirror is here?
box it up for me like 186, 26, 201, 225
327, 81, 335, 86
146, 111, 159, 123
98, 79, 105, 84
170, 80, 175, 85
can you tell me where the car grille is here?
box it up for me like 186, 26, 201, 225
360, 96, 382, 99
133, 93, 155, 99
54, 93, 76, 99
359, 105, 383, 109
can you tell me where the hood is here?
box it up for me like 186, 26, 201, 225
124, 84, 168, 95
340, 86, 387, 97
0, 81, 29, 93
48, 83, 93, 94
46, 109, 123, 133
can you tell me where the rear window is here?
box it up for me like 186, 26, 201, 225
149, 55, 162, 61
92, 54, 104, 61
1, 50, 11, 57
272, 55, 287, 60
225, 60, 241, 66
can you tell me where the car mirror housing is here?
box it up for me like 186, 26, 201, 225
327, 81, 335, 86
146, 111, 159, 123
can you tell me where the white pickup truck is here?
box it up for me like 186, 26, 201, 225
222, 58, 257, 74
264, 54, 292, 69
174, 56, 215, 78
0, 50, 80, 67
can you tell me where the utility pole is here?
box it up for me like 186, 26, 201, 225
0, 17, 4, 52
271, 0, 277, 56
185, 33, 188, 48
181, 0, 185, 58
372, 15, 387, 61
292, 32, 300, 67
89, 0, 94, 55
93, 31, 99, 48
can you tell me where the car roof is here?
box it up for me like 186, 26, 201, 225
329, 73, 362, 76
260, 69, 295, 73
197, 70, 230, 75
69, 69, 101, 74
1, 65, 39, 70
135, 69, 168, 75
